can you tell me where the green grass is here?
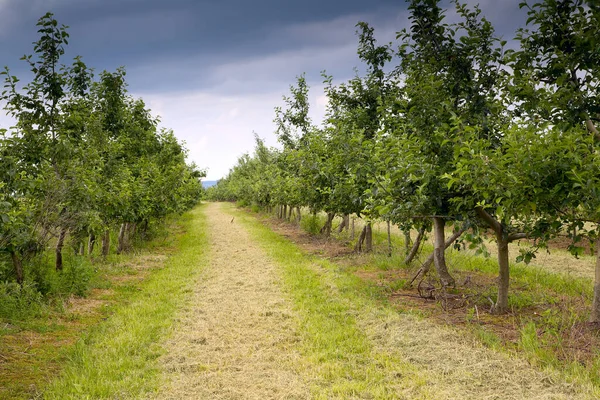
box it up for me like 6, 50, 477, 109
249, 207, 600, 394
227, 204, 429, 399
0, 220, 189, 400
471, 324, 502, 350
300, 213, 322, 235
42, 205, 210, 399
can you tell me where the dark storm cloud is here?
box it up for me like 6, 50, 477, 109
0, 0, 529, 180
1, 0, 404, 79
0, 0, 527, 93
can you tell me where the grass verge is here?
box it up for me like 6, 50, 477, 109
0, 224, 182, 399
41, 205, 209, 399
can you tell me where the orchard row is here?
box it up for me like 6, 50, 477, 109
0, 14, 203, 290
209, 1, 600, 319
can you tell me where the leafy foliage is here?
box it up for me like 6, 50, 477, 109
0, 13, 203, 304
211, 0, 600, 319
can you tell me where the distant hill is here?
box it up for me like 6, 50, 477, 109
202, 180, 218, 188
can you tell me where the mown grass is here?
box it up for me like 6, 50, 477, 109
261, 207, 600, 393
227, 204, 432, 399
41, 205, 209, 399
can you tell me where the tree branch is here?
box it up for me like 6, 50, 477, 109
475, 206, 501, 233
586, 118, 600, 141
507, 232, 528, 242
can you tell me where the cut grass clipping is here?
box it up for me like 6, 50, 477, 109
226, 204, 428, 399
231, 204, 598, 399
43, 205, 209, 399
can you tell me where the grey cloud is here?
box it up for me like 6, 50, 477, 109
0, 0, 531, 181
0, 0, 408, 76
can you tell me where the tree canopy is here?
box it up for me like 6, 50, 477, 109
209, 0, 600, 320
0, 13, 203, 288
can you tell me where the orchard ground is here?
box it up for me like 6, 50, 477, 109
2, 202, 599, 398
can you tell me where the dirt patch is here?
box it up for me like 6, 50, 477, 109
264, 217, 355, 258
153, 203, 309, 399
124, 254, 168, 270
66, 295, 110, 317
65, 287, 117, 314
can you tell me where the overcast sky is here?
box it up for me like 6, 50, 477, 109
0, 0, 525, 180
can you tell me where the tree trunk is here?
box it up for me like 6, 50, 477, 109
475, 207, 526, 314
10, 250, 24, 285
387, 221, 392, 257
55, 227, 67, 271
283, 205, 287, 220
591, 239, 600, 322
117, 223, 127, 254
590, 231, 600, 321
351, 218, 355, 240
421, 226, 467, 273
296, 207, 301, 222
338, 214, 350, 233
337, 216, 346, 233
403, 229, 412, 255
409, 226, 467, 286
365, 222, 373, 253
320, 212, 335, 237
120, 222, 136, 252
88, 233, 96, 255
355, 225, 367, 252
288, 206, 293, 220
102, 229, 110, 256
405, 226, 426, 265
432, 217, 455, 287
78, 242, 85, 256
496, 236, 510, 314
141, 219, 149, 240
124, 223, 130, 252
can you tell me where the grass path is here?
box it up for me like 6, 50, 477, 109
42, 203, 599, 398
153, 202, 310, 399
